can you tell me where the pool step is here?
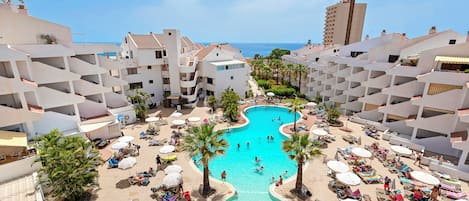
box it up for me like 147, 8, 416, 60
236, 191, 269, 194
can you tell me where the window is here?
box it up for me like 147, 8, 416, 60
225, 65, 229, 70
125, 37, 127, 44
449, 39, 456, 45
151, 93, 155, 97
216, 53, 219, 56
207, 78, 213, 84
168, 32, 172, 36
155, 51, 163, 59
129, 50, 133, 59
206, 90, 214, 96
164, 91, 171, 97
129, 82, 143, 90
230, 76, 234, 80
147, 66, 152, 70
350, 51, 365, 58
127, 68, 138, 75
149, 80, 153, 84
163, 78, 170, 84
163, 50, 167, 57
388, 55, 400, 63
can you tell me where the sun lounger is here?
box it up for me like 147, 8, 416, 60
445, 191, 467, 199
108, 158, 119, 168
149, 138, 168, 146
342, 135, 356, 144
362, 175, 382, 184
140, 131, 151, 139
440, 182, 461, 193
162, 154, 177, 163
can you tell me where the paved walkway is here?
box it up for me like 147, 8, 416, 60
248, 76, 264, 96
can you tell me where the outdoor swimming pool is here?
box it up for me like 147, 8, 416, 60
196, 106, 300, 201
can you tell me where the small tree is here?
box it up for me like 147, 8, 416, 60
183, 123, 228, 197
34, 129, 101, 201
207, 95, 218, 113
221, 87, 240, 121
128, 89, 150, 121
282, 133, 321, 195
294, 64, 308, 93
326, 106, 342, 124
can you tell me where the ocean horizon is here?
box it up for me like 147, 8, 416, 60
82, 42, 304, 59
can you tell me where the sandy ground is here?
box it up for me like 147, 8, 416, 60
93, 106, 236, 201
273, 117, 469, 201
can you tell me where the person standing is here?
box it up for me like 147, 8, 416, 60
156, 154, 162, 165
221, 170, 227, 181
430, 185, 440, 201
384, 176, 391, 192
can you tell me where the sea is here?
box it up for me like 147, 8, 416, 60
92, 42, 304, 58
202, 43, 304, 58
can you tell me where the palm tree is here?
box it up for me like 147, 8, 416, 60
207, 95, 218, 114
288, 99, 302, 132
282, 133, 322, 194
128, 89, 150, 121
286, 64, 295, 85
278, 63, 287, 85
269, 59, 282, 84
260, 63, 272, 80
294, 64, 308, 93
221, 87, 240, 121
34, 129, 101, 201
183, 123, 229, 197
251, 59, 263, 78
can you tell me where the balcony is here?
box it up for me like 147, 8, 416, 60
33, 111, 78, 134
104, 92, 129, 109
0, 105, 42, 127
343, 86, 365, 97
323, 76, 336, 85
379, 101, 418, 118
385, 65, 422, 77
333, 81, 349, 90
383, 120, 414, 136
320, 89, 334, 97
0, 77, 36, 95
359, 93, 387, 106
336, 67, 351, 77
69, 57, 107, 76
406, 113, 457, 134
356, 109, 384, 122
363, 62, 395, 71
97, 56, 129, 70
382, 80, 424, 98
458, 109, 469, 123
340, 100, 363, 112
102, 74, 128, 88
36, 87, 85, 109
181, 82, 201, 103
362, 74, 391, 89
73, 79, 112, 96
417, 71, 469, 86
78, 100, 109, 121
346, 70, 368, 82
180, 71, 199, 88
30, 62, 81, 84
330, 94, 346, 103
411, 89, 463, 111
179, 56, 198, 73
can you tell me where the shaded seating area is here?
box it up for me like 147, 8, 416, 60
0, 131, 34, 165
353, 165, 382, 184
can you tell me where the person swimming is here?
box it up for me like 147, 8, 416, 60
255, 156, 261, 164
256, 166, 264, 172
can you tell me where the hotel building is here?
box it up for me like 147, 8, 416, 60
121, 32, 250, 108
285, 28, 469, 179
323, 0, 367, 46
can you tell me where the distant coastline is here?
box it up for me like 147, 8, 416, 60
78, 42, 305, 59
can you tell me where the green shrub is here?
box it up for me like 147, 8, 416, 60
296, 93, 306, 99
257, 79, 271, 89
266, 86, 296, 97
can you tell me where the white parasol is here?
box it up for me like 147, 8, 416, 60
118, 157, 136, 169
327, 160, 349, 173
163, 173, 182, 187
171, 112, 183, 118
188, 117, 201, 122
172, 119, 185, 126
164, 165, 183, 174
118, 136, 134, 143
266, 92, 275, 97
336, 172, 361, 186
159, 145, 176, 154
410, 171, 440, 186
145, 117, 160, 122
306, 102, 317, 107
340, 199, 359, 201
351, 147, 372, 158
391, 145, 412, 156
111, 142, 128, 150
312, 129, 328, 136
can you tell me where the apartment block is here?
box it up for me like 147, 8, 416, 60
323, 0, 367, 46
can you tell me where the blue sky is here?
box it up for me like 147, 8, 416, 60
26, 0, 469, 43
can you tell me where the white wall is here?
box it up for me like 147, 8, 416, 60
214, 65, 249, 98
33, 111, 78, 134
0, 156, 40, 183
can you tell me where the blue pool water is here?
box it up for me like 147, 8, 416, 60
196, 106, 300, 201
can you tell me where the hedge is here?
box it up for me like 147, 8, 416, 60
265, 86, 296, 97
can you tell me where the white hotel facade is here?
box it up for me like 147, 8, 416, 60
120, 31, 250, 108
284, 28, 469, 178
